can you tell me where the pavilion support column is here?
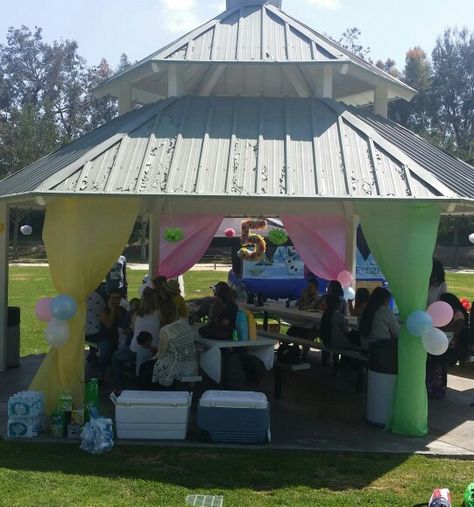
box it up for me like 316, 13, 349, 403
118, 85, 132, 115
374, 86, 388, 118
149, 206, 161, 278
168, 64, 183, 97
0, 203, 9, 372
343, 204, 358, 285
315, 65, 333, 99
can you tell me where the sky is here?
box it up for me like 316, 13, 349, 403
1, 0, 474, 70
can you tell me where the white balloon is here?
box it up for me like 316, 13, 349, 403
421, 327, 449, 356
45, 318, 70, 348
20, 225, 32, 236
343, 287, 356, 301
469, 233, 474, 244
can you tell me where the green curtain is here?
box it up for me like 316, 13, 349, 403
357, 201, 441, 436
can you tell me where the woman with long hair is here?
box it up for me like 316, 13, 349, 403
112, 287, 160, 389
426, 292, 468, 399
428, 259, 448, 306
359, 287, 399, 350
199, 284, 238, 340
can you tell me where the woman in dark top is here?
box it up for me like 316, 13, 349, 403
97, 289, 129, 381
199, 284, 238, 340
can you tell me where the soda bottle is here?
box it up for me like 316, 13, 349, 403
232, 329, 239, 341
84, 378, 99, 422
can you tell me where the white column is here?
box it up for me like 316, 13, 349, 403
343, 204, 358, 287
374, 86, 388, 118
118, 85, 132, 115
168, 64, 183, 97
0, 203, 9, 372
315, 65, 333, 99
148, 207, 161, 278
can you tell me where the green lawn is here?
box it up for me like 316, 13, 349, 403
3, 266, 474, 506
0, 441, 472, 506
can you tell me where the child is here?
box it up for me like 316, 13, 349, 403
135, 331, 156, 376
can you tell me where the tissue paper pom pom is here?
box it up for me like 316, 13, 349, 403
224, 228, 236, 238
268, 229, 288, 246
164, 227, 184, 243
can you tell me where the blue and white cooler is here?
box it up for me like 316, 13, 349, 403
197, 390, 270, 444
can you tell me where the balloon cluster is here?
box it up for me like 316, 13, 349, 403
406, 301, 454, 356
35, 295, 77, 348
337, 270, 355, 301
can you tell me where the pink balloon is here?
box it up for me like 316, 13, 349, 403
35, 297, 53, 322
427, 301, 454, 328
337, 270, 353, 288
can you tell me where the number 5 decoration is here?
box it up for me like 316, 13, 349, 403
238, 219, 267, 262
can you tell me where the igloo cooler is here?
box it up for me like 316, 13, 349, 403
114, 390, 192, 440
197, 390, 270, 444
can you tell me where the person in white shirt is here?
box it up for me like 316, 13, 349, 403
359, 287, 399, 351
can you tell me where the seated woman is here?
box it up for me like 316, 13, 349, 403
139, 301, 198, 387
359, 287, 399, 351
297, 277, 319, 309
426, 292, 470, 399
199, 284, 238, 341
439, 292, 469, 364
112, 288, 160, 390
347, 287, 370, 346
320, 293, 350, 375
317, 280, 348, 315
349, 288, 370, 318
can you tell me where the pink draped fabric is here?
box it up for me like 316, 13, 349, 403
156, 215, 224, 278
281, 215, 346, 281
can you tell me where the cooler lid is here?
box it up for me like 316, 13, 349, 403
117, 390, 191, 407
199, 390, 268, 409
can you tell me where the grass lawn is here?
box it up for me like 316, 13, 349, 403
0, 440, 473, 506
3, 266, 473, 506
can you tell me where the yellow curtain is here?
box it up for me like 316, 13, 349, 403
30, 196, 139, 412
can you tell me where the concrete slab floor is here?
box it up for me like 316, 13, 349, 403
1, 351, 473, 456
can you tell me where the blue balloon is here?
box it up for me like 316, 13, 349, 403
51, 294, 77, 321
406, 311, 432, 336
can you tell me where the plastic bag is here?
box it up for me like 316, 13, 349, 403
80, 412, 114, 455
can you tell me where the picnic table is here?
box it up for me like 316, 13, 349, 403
194, 335, 277, 384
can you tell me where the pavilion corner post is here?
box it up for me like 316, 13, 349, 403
343, 204, 358, 285
149, 206, 161, 278
0, 202, 8, 372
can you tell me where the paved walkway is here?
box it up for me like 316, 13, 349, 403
1, 351, 473, 455
9, 262, 231, 272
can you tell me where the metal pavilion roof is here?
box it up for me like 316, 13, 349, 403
0, 96, 468, 211
94, 1, 415, 106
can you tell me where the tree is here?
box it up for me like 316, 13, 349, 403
375, 58, 400, 79
430, 28, 474, 164
0, 26, 122, 178
338, 27, 371, 61
389, 47, 434, 135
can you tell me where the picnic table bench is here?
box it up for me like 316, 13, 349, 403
257, 329, 367, 397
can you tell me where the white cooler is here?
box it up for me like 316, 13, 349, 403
114, 390, 192, 440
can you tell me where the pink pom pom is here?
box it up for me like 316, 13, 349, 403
225, 228, 236, 238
